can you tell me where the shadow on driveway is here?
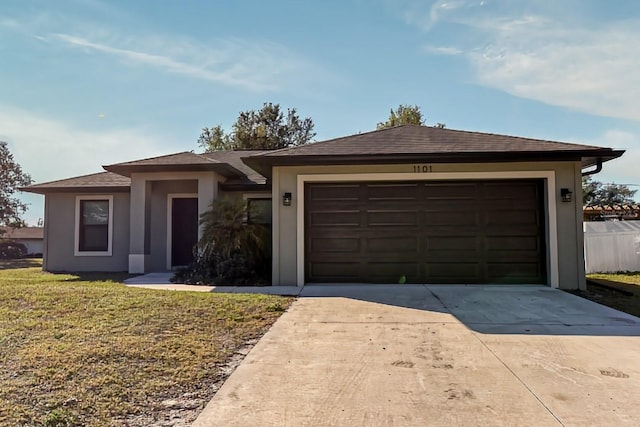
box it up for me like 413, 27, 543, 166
295, 284, 640, 336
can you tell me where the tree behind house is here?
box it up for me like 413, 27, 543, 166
377, 104, 425, 129
198, 103, 315, 152
582, 176, 637, 206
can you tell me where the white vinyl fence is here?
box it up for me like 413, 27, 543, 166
584, 221, 640, 273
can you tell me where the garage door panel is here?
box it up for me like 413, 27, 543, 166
309, 262, 360, 281
305, 180, 546, 284
366, 210, 418, 226
487, 263, 544, 283
367, 236, 419, 253
367, 183, 418, 201
486, 198, 540, 210
425, 263, 480, 281
366, 262, 420, 283
309, 211, 360, 226
485, 182, 537, 196
424, 211, 480, 226
486, 236, 539, 251
426, 236, 479, 251
308, 184, 360, 201
487, 210, 540, 225
310, 237, 361, 253
423, 183, 477, 199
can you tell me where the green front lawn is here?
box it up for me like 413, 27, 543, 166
0, 260, 293, 426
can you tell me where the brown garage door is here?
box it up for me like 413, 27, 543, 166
305, 180, 546, 284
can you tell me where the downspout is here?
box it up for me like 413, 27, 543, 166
579, 157, 603, 290
581, 158, 603, 177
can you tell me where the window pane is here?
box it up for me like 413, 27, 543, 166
79, 199, 110, 252
80, 225, 109, 252
248, 199, 272, 224
81, 200, 109, 225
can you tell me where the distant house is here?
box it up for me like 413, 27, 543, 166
583, 204, 640, 221
0, 227, 44, 256
21, 125, 623, 289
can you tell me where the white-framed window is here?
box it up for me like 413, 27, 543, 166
74, 195, 114, 256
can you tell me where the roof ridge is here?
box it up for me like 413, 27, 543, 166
191, 151, 223, 163
103, 151, 198, 168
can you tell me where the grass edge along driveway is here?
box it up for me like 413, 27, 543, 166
0, 260, 293, 427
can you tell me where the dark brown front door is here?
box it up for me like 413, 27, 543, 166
171, 198, 198, 267
305, 180, 546, 284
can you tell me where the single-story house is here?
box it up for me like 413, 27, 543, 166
0, 226, 44, 255
22, 125, 623, 289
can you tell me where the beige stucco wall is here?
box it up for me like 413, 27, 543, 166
128, 171, 220, 273
271, 161, 585, 290
43, 192, 130, 272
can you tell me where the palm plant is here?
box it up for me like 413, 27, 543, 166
199, 197, 267, 259
176, 196, 269, 284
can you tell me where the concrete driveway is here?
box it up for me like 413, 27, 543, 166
193, 285, 640, 426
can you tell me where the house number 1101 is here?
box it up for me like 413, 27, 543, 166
413, 165, 433, 173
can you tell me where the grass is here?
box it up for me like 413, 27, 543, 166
0, 259, 293, 426
570, 273, 640, 318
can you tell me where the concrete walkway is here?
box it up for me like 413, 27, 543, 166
193, 285, 640, 427
123, 273, 301, 295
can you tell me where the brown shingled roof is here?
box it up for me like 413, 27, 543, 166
103, 151, 246, 178
20, 151, 270, 194
21, 172, 131, 194
244, 125, 624, 176
259, 125, 616, 155
201, 150, 268, 187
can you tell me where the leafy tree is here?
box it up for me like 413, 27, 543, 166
198, 103, 315, 152
197, 125, 232, 151
582, 176, 637, 206
0, 141, 32, 235
377, 104, 425, 129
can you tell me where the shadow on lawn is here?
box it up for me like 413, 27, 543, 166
568, 278, 640, 319
0, 258, 43, 270
56, 271, 136, 284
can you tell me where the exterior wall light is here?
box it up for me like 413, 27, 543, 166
561, 188, 573, 203
283, 192, 292, 206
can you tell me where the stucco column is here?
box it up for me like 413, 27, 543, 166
128, 176, 151, 273
197, 172, 218, 241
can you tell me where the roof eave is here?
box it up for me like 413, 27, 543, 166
19, 186, 131, 195
103, 163, 245, 178
245, 150, 625, 179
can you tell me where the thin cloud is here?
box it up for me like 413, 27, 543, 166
51, 33, 287, 91
0, 105, 175, 224
422, 46, 463, 55
467, 18, 640, 122
0, 105, 169, 184
408, 1, 640, 122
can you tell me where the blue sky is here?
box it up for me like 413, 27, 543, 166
3, 0, 640, 225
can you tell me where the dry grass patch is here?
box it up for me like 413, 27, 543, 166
0, 260, 293, 426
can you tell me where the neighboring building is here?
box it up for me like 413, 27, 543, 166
21, 125, 623, 289
583, 204, 640, 221
0, 226, 44, 255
